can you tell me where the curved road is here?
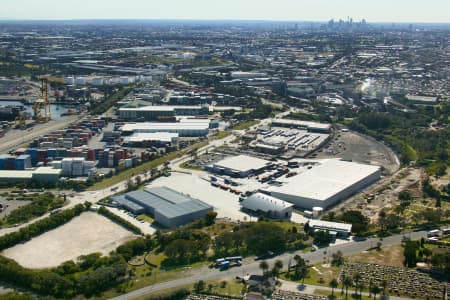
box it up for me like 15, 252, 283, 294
110, 231, 427, 300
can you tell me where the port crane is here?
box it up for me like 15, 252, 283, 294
32, 77, 51, 122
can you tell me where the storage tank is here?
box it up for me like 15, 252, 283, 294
312, 207, 323, 219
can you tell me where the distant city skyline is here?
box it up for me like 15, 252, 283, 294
1, 0, 449, 23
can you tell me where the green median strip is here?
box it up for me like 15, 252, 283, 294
88, 141, 208, 191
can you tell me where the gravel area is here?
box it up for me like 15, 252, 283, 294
314, 130, 400, 174
2, 212, 136, 269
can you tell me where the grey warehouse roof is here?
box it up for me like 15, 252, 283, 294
112, 186, 212, 219
111, 196, 145, 212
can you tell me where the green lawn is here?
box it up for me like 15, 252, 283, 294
88, 141, 208, 191
314, 288, 374, 300
280, 263, 341, 288
180, 161, 203, 171
211, 131, 231, 140
202, 279, 245, 297
137, 214, 154, 224
232, 120, 260, 130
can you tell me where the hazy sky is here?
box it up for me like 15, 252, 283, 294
1, 0, 449, 23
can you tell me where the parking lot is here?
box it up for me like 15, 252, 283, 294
149, 172, 309, 224
149, 172, 251, 221
183, 152, 227, 169
314, 130, 400, 174
2, 212, 137, 268
0, 197, 31, 221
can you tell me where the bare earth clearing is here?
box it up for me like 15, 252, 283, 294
2, 212, 136, 269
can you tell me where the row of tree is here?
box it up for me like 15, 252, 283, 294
0, 251, 128, 298
97, 206, 142, 235
0, 192, 64, 227
214, 222, 309, 257
0, 203, 86, 251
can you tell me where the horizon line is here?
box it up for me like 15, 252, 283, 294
0, 17, 449, 24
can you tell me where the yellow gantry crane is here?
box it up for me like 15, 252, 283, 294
33, 77, 51, 122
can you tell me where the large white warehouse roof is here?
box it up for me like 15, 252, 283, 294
269, 159, 381, 202
242, 193, 294, 213
121, 121, 210, 132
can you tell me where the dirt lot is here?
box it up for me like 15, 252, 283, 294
314, 130, 400, 174
329, 167, 424, 222
2, 212, 136, 269
347, 244, 405, 267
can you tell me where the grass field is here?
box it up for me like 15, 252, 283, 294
280, 263, 341, 288
211, 131, 231, 140
180, 161, 203, 171
202, 279, 245, 297
137, 214, 154, 224
232, 120, 260, 130
314, 288, 373, 300
88, 141, 208, 190
346, 244, 404, 267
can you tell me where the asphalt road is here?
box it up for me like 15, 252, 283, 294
110, 231, 427, 300
0, 115, 81, 153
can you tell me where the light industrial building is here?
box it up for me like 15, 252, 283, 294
230, 71, 267, 79
207, 155, 270, 178
119, 105, 242, 121
119, 105, 209, 121
241, 193, 294, 219
266, 159, 381, 210
120, 119, 210, 137
0, 167, 62, 183
307, 219, 352, 237
271, 119, 332, 133
111, 186, 213, 228
250, 128, 329, 155
123, 132, 179, 147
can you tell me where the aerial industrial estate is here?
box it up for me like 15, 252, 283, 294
0, 11, 448, 300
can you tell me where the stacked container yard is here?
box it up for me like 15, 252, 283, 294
37, 149, 47, 164
72, 158, 84, 177
15, 155, 32, 170
61, 158, 73, 176
26, 148, 38, 166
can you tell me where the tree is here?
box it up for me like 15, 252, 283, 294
398, 191, 411, 202
341, 210, 369, 236
313, 230, 332, 246
329, 278, 339, 299
272, 260, 283, 277
370, 286, 381, 300
259, 260, 269, 277
215, 232, 233, 256
342, 276, 353, 299
331, 251, 344, 266
135, 175, 142, 186
205, 211, 217, 226
303, 222, 310, 233
352, 272, 362, 298
293, 255, 308, 285
126, 179, 135, 191
379, 211, 402, 232
194, 280, 205, 293
381, 278, 388, 296
403, 240, 419, 267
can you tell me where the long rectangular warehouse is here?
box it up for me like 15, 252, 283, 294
111, 186, 213, 228
120, 119, 210, 137
119, 105, 209, 121
266, 159, 381, 210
